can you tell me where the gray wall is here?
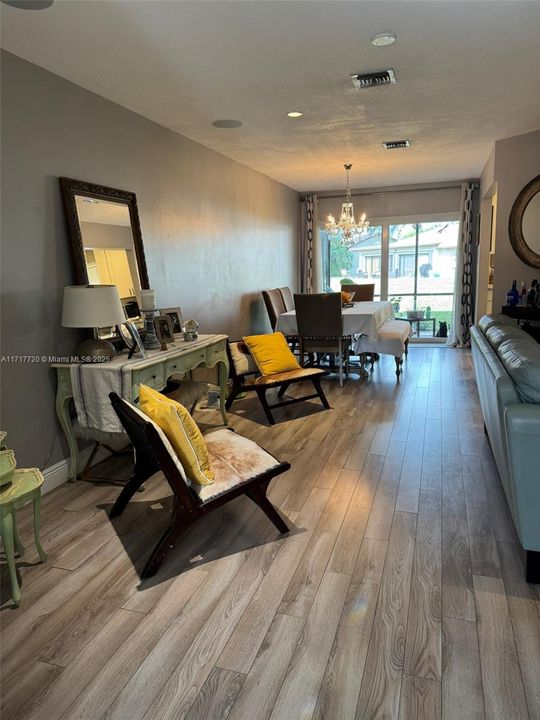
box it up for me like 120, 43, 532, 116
490, 130, 540, 312
0, 51, 299, 469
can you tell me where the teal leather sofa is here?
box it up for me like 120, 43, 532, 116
471, 314, 540, 583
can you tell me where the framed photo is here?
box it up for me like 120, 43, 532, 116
155, 315, 175, 344
160, 307, 183, 334
117, 321, 146, 359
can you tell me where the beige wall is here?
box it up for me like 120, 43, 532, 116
0, 51, 299, 469
482, 130, 540, 312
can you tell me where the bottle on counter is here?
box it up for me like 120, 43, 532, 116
527, 280, 538, 306
519, 282, 528, 305
506, 280, 520, 306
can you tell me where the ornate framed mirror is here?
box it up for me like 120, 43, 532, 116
60, 176, 149, 290
508, 174, 540, 269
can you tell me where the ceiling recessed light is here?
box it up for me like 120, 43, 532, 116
287, 111, 303, 118
370, 33, 397, 47
212, 119, 242, 129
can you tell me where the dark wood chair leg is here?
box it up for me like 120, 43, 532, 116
225, 379, 242, 410
526, 550, 540, 584
311, 377, 330, 409
110, 462, 154, 518
395, 356, 403, 377
404, 339, 409, 357
245, 481, 289, 534
256, 387, 276, 425
141, 502, 199, 578
277, 382, 291, 398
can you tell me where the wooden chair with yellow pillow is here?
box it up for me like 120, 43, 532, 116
226, 332, 329, 425
108, 386, 291, 578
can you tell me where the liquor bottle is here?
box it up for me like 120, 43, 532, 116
519, 282, 527, 305
506, 280, 519, 307
527, 280, 538, 306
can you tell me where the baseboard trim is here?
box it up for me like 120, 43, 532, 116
42, 445, 112, 494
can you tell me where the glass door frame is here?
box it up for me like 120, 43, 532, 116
323, 211, 460, 343
367, 212, 460, 300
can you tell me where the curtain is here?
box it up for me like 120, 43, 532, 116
300, 194, 323, 293
448, 182, 477, 347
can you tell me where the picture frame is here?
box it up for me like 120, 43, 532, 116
160, 307, 184, 334
154, 314, 175, 345
117, 321, 146, 359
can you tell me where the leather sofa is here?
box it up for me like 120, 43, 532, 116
471, 314, 540, 582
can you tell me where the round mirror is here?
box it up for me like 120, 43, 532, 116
509, 174, 540, 268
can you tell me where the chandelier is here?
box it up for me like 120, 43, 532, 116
325, 163, 369, 244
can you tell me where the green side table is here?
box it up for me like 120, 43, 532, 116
0, 459, 47, 607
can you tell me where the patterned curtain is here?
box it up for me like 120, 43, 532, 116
448, 182, 477, 347
300, 194, 323, 293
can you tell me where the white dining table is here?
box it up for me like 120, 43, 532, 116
276, 300, 394, 342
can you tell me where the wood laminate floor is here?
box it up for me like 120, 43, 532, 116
1, 347, 539, 720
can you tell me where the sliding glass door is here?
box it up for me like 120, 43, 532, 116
322, 214, 460, 341
324, 225, 383, 298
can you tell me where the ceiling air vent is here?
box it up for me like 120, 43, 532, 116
351, 68, 397, 89
383, 140, 410, 149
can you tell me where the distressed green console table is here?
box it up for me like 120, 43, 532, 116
53, 334, 229, 480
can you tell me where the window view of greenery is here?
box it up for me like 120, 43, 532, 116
322, 220, 459, 338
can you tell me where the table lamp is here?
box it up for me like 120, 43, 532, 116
62, 285, 126, 361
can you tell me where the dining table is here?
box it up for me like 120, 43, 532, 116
276, 300, 394, 341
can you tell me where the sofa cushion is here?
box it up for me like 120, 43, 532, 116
478, 313, 517, 333
485, 323, 526, 351
497, 337, 540, 404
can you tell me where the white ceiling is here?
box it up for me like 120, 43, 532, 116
2, 0, 540, 191
75, 196, 131, 226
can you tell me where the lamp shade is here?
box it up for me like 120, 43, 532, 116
62, 285, 126, 328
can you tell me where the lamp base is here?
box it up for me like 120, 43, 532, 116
75, 338, 116, 362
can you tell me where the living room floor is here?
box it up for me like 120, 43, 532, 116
1, 348, 539, 720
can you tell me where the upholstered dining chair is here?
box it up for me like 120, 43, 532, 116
262, 289, 286, 331
294, 293, 351, 387
342, 283, 375, 301
108, 392, 291, 578
278, 286, 295, 311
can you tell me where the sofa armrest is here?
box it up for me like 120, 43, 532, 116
504, 403, 540, 551
505, 402, 540, 436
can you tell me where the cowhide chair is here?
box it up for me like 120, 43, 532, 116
108, 392, 290, 578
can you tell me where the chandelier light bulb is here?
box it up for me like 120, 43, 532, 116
325, 164, 369, 244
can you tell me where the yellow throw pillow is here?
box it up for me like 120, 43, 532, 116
341, 290, 355, 303
138, 384, 214, 486
242, 332, 300, 377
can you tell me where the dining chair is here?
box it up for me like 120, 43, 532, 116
343, 283, 375, 301
108, 392, 291, 578
294, 293, 350, 387
262, 289, 286, 331
278, 286, 295, 311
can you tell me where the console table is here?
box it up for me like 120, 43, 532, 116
53, 334, 229, 480
501, 305, 540, 322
